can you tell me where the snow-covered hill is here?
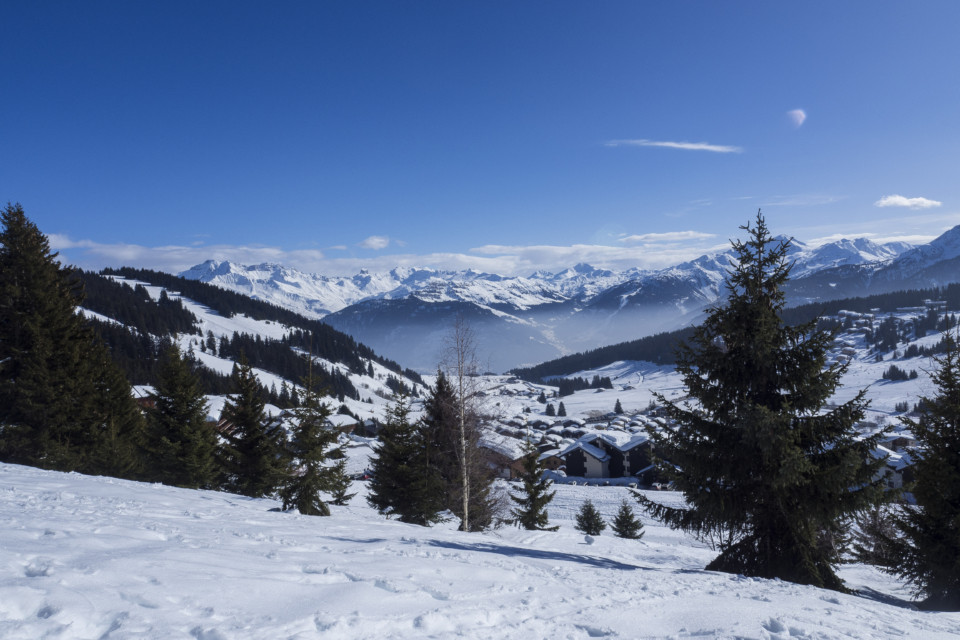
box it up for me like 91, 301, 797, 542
178, 231, 927, 372
3, 461, 957, 639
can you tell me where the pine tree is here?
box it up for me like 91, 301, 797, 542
557, 402, 567, 417
545, 403, 556, 417
367, 394, 445, 526
575, 499, 607, 536
510, 441, 558, 531
278, 368, 341, 516
145, 344, 217, 488
327, 457, 356, 506
422, 369, 498, 531
537, 390, 546, 404
614, 399, 624, 414
612, 499, 645, 540
887, 333, 960, 609
0, 203, 144, 473
638, 212, 886, 591
851, 503, 897, 567
219, 356, 290, 497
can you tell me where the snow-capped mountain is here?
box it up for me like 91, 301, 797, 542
179, 230, 939, 372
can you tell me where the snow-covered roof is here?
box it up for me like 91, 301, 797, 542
479, 432, 529, 461
559, 440, 610, 462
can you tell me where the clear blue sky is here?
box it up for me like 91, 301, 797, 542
3, 1, 959, 275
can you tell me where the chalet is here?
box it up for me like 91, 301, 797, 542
479, 432, 531, 479
559, 432, 654, 482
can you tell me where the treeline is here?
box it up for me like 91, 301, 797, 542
101, 267, 421, 383
554, 375, 613, 397
511, 327, 696, 382
78, 270, 201, 337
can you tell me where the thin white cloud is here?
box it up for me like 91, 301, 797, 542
605, 139, 743, 154
787, 109, 807, 128
874, 195, 942, 210
358, 235, 390, 250
618, 231, 715, 244
761, 194, 844, 207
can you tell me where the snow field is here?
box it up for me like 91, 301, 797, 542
3, 463, 958, 639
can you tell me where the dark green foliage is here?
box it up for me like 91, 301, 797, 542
882, 364, 916, 382
367, 395, 445, 526
545, 403, 556, 417
887, 333, 960, 610
574, 499, 606, 536
279, 372, 343, 516
614, 399, 624, 414
895, 401, 910, 413
537, 391, 546, 404
327, 458, 356, 506
851, 504, 897, 567
101, 267, 420, 383
510, 442, 558, 531
218, 357, 290, 497
612, 499, 645, 540
639, 213, 886, 591
557, 402, 567, 417
145, 345, 218, 488
78, 271, 200, 337
554, 375, 614, 397
420, 372, 497, 531
0, 204, 145, 475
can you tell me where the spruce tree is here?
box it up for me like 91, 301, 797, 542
545, 403, 556, 417
510, 441, 558, 531
327, 457, 356, 506
614, 399, 624, 414
887, 333, 960, 610
0, 203, 144, 473
557, 402, 567, 417
421, 370, 497, 531
145, 344, 217, 488
367, 394, 445, 526
575, 499, 606, 536
278, 366, 345, 516
612, 499, 645, 540
219, 356, 290, 497
639, 213, 886, 591
85, 347, 148, 480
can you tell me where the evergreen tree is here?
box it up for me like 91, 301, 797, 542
545, 403, 556, 417
614, 398, 624, 414
638, 213, 886, 591
367, 394, 445, 526
0, 203, 143, 472
575, 499, 606, 536
421, 369, 498, 531
537, 390, 546, 404
887, 333, 960, 609
557, 402, 567, 417
510, 442, 558, 531
145, 344, 217, 488
851, 503, 897, 567
278, 368, 341, 516
327, 457, 356, 506
219, 356, 290, 497
612, 499, 645, 540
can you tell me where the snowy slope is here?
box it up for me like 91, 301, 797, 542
3, 462, 957, 639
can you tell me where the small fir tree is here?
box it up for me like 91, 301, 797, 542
557, 402, 567, 417
612, 499, 645, 540
575, 499, 607, 536
545, 403, 556, 417
219, 356, 290, 498
327, 457, 356, 506
278, 367, 341, 516
887, 333, 960, 610
510, 441, 558, 531
639, 213, 886, 591
145, 344, 217, 488
851, 503, 897, 567
537, 390, 546, 404
614, 399, 624, 414
367, 394, 445, 526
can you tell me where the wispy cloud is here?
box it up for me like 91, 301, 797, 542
761, 194, 844, 207
618, 231, 715, 244
358, 235, 390, 250
874, 194, 942, 210
787, 109, 807, 128
605, 139, 743, 154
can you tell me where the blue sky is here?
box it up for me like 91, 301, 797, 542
3, 1, 959, 276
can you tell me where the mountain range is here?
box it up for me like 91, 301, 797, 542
180, 227, 960, 372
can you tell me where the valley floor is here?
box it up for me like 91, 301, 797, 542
2, 463, 958, 639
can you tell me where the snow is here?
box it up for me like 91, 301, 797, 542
3, 462, 958, 639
